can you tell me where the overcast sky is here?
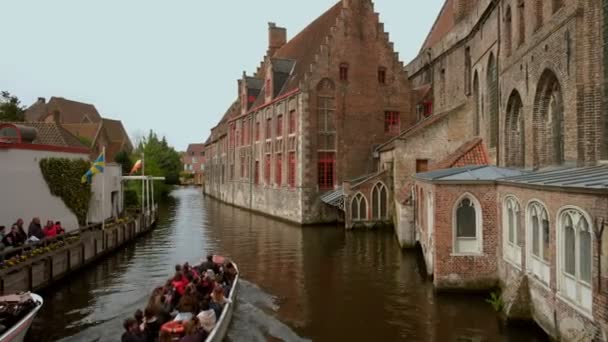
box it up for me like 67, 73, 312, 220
0, 0, 443, 151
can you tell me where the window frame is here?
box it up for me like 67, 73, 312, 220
452, 193, 483, 255
275, 153, 283, 186
557, 206, 593, 313
371, 182, 389, 220
288, 151, 296, 188
378, 67, 387, 84
318, 152, 336, 190
351, 192, 368, 222
503, 195, 522, 267
288, 110, 297, 135
339, 63, 349, 81
526, 200, 551, 284
384, 111, 400, 135
276, 114, 283, 138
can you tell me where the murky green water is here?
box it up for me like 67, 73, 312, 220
28, 187, 547, 341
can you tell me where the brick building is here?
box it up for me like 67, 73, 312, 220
183, 143, 205, 185
203, 0, 413, 224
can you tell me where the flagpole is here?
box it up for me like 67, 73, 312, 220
142, 151, 145, 218
102, 146, 106, 230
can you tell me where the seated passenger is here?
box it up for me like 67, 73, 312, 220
196, 302, 217, 335
179, 317, 208, 342
199, 254, 219, 275
122, 318, 146, 342
43, 220, 57, 238
209, 285, 229, 319
143, 306, 161, 342
177, 286, 198, 314
54, 221, 65, 235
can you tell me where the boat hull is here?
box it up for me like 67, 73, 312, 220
205, 260, 239, 342
0, 293, 43, 342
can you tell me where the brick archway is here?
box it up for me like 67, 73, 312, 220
505, 90, 525, 167
533, 69, 564, 168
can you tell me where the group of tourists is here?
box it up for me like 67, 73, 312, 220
0, 218, 65, 249
121, 254, 237, 342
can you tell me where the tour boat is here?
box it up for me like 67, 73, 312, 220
205, 256, 238, 342
0, 292, 44, 342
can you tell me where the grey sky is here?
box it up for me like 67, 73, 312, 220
0, 0, 443, 151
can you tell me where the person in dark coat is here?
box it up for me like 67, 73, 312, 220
122, 318, 146, 342
142, 306, 161, 342
3, 225, 22, 247
27, 218, 45, 240
14, 219, 27, 244
198, 254, 219, 275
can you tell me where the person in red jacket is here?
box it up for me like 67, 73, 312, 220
44, 221, 57, 238
54, 221, 65, 235
171, 272, 189, 297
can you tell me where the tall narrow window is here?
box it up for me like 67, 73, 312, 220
339, 63, 349, 81
503, 197, 522, 265
454, 195, 481, 254
255, 121, 260, 141
559, 209, 592, 312
318, 152, 335, 189
464, 47, 472, 95
487, 54, 499, 148
505, 6, 513, 56
289, 110, 297, 135
317, 79, 337, 151
384, 111, 400, 134
254, 161, 260, 184
534, 0, 544, 31
276, 153, 282, 186
266, 118, 272, 140
276, 115, 283, 137
240, 155, 246, 178
288, 152, 296, 188
264, 154, 271, 184
265, 78, 272, 99
518, 0, 526, 47
371, 182, 388, 220
351, 193, 368, 221
378, 67, 386, 84
533, 70, 564, 168
528, 202, 550, 284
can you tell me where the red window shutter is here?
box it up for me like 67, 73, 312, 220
384, 111, 400, 134
318, 152, 336, 189
424, 102, 433, 116
276, 154, 282, 185
248, 95, 256, 104
288, 152, 296, 188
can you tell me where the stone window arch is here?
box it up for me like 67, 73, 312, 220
505, 90, 525, 167
503, 196, 522, 266
371, 182, 388, 220
487, 53, 499, 148
533, 69, 564, 168
504, 6, 513, 56
453, 193, 483, 254
527, 200, 550, 283
558, 207, 593, 311
473, 71, 480, 135
351, 192, 368, 222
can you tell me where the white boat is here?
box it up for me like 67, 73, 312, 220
205, 259, 239, 342
0, 293, 43, 342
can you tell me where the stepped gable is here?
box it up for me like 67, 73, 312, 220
271, 2, 343, 96
419, 0, 455, 52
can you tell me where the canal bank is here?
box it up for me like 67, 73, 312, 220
28, 187, 548, 342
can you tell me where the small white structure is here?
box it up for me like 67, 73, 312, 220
87, 163, 124, 224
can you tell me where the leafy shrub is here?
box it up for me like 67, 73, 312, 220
39, 158, 91, 225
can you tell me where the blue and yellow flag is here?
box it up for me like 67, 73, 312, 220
81, 151, 105, 184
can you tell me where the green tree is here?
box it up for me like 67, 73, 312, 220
0, 91, 25, 122
114, 150, 134, 174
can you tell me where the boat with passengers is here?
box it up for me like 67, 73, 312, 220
120, 255, 238, 342
0, 292, 44, 342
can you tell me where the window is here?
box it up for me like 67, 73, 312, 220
241, 120, 248, 146
264, 154, 271, 184
288, 110, 297, 135
254, 161, 260, 184
240, 155, 246, 178
424, 102, 433, 116
416, 159, 429, 173
378, 67, 386, 84
384, 111, 400, 134
487, 54, 499, 148
318, 152, 335, 189
339, 63, 349, 81
351, 193, 368, 222
266, 118, 272, 140
276, 153, 282, 185
371, 182, 388, 220
230, 124, 236, 147
527, 201, 550, 283
505, 6, 513, 56
192, 157, 197, 163
559, 208, 592, 312
277, 115, 283, 137
503, 197, 522, 266
265, 78, 272, 99
454, 195, 482, 254
255, 121, 260, 141
288, 152, 296, 188
518, 0, 526, 47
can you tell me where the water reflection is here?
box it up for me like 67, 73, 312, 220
29, 187, 547, 342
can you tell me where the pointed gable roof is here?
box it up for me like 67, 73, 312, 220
420, 0, 455, 52
272, 2, 343, 96
25, 96, 102, 124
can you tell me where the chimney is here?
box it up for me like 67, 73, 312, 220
37, 97, 46, 104
268, 22, 286, 57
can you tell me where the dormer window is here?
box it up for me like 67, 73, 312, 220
339, 63, 349, 81
378, 67, 386, 84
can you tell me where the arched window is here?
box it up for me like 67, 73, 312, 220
453, 194, 482, 254
534, 0, 544, 30
505, 6, 513, 56
527, 201, 550, 283
533, 70, 564, 168
517, 0, 526, 47
503, 196, 522, 265
351, 193, 368, 222
371, 182, 388, 220
487, 54, 499, 148
505, 91, 525, 167
473, 71, 480, 135
559, 208, 592, 311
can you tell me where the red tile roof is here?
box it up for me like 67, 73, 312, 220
431, 137, 489, 170
420, 0, 455, 51
2, 121, 88, 149
25, 97, 102, 124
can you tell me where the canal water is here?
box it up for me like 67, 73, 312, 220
28, 187, 548, 342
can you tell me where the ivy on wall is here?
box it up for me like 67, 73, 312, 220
39, 158, 92, 225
